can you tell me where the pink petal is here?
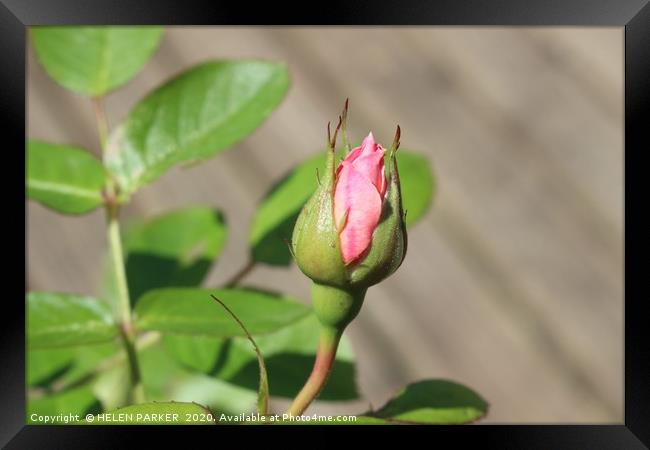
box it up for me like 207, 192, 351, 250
337, 132, 387, 196
334, 161, 383, 264
361, 132, 376, 152
340, 132, 377, 170
377, 162, 387, 198
346, 145, 364, 163
352, 147, 386, 195
337, 145, 363, 177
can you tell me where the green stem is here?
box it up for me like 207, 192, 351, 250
107, 205, 145, 404
107, 210, 131, 326
119, 325, 146, 404
286, 283, 366, 415
93, 95, 145, 405
286, 325, 342, 416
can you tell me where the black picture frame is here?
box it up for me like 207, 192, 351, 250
5, 0, 649, 447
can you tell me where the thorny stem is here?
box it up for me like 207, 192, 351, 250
285, 326, 342, 416
93, 95, 145, 405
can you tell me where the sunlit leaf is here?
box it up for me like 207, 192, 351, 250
365, 379, 488, 424
105, 60, 289, 196
27, 141, 107, 214
135, 288, 310, 337
27, 292, 117, 349
31, 26, 163, 96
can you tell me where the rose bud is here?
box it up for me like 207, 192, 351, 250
291, 104, 407, 329
287, 101, 408, 417
337, 130, 407, 288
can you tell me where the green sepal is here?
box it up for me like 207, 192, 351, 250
291, 146, 348, 287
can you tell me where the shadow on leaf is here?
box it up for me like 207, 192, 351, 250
251, 210, 301, 266
214, 352, 357, 401
29, 362, 75, 388
126, 253, 212, 306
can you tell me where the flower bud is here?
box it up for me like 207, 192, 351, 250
288, 107, 408, 415
292, 117, 407, 293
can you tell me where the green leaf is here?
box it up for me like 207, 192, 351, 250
31, 26, 163, 96
162, 335, 226, 374
105, 60, 290, 196
57, 342, 122, 388
249, 149, 434, 266
138, 340, 188, 401
210, 294, 269, 415
123, 207, 228, 303
86, 402, 215, 425
27, 386, 101, 424
249, 153, 322, 266
27, 348, 75, 387
366, 379, 488, 424
27, 342, 121, 389
27, 292, 118, 349
27, 141, 107, 214
92, 364, 130, 411
163, 314, 358, 400
136, 339, 260, 415
397, 151, 436, 227
135, 288, 310, 337
169, 375, 259, 417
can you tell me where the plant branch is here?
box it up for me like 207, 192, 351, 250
224, 259, 256, 288
285, 326, 342, 416
106, 203, 145, 404
92, 95, 145, 405
107, 208, 131, 326
119, 322, 146, 404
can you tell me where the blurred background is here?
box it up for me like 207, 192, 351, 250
27, 27, 623, 423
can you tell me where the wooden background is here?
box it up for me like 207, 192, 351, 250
27, 27, 623, 423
